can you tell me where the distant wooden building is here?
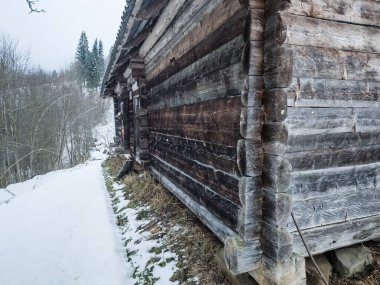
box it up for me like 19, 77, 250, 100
102, 0, 380, 284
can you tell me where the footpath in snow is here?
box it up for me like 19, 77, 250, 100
0, 159, 130, 285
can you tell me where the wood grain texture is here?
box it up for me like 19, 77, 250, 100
266, 0, 380, 26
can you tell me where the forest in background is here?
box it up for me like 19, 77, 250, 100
0, 35, 108, 188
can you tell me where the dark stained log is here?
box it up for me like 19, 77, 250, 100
266, 0, 380, 26
149, 63, 245, 111
288, 162, 380, 199
262, 154, 292, 193
136, 0, 170, 20
262, 123, 288, 155
237, 176, 262, 240
287, 145, 380, 171
292, 215, 380, 257
292, 45, 380, 81
237, 139, 263, 177
150, 155, 240, 229
249, 41, 264, 76
150, 145, 240, 205
249, 0, 265, 9
286, 78, 380, 108
149, 132, 239, 175
261, 222, 293, 262
288, 188, 380, 232
147, 9, 250, 87
149, 97, 242, 147
224, 237, 262, 275
249, 9, 265, 40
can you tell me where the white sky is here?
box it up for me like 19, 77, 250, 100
0, 0, 126, 71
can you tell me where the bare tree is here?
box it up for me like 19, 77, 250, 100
25, 0, 45, 13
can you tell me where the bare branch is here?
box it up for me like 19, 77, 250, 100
25, 0, 45, 13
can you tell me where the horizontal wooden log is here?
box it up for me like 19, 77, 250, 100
292, 215, 380, 257
266, 0, 380, 26
147, 9, 249, 87
136, 0, 169, 20
292, 45, 380, 81
262, 154, 292, 193
149, 166, 239, 242
149, 132, 239, 175
148, 35, 245, 109
224, 237, 262, 275
151, 155, 240, 229
288, 188, 380, 231
149, 63, 244, 111
149, 97, 241, 147
285, 107, 354, 136
279, 13, 380, 53
289, 162, 380, 199
287, 130, 380, 153
286, 78, 380, 108
261, 222, 293, 262
146, 0, 250, 80
237, 139, 263, 177
237, 176, 262, 240
356, 107, 380, 131
287, 144, 380, 171
264, 45, 294, 89
150, 144, 240, 204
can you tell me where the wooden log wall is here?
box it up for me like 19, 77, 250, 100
264, 0, 380, 258
144, 0, 265, 271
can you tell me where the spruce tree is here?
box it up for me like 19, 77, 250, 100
86, 39, 100, 89
75, 32, 89, 86
98, 40, 105, 76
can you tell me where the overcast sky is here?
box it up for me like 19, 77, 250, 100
0, 0, 126, 71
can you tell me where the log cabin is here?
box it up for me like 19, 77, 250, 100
101, 0, 380, 284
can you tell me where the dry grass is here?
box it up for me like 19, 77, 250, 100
102, 155, 230, 285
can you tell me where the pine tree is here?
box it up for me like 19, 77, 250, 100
75, 32, 89, 86
86, 39, 100, 89
98, 40, 105, 76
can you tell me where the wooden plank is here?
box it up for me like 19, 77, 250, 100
278, 13, 380, 53
146, 0, 249, 80
147, 9, 250, 87
149, 97, 242, 147
150, 155, 240, 229
286, 78, 380, 108
288, 188, 380, 231
149, 62, 245, 111
136, 0, 170, 20
288, 162, 380, 199
139, 0, 187, 57
292, 45, 380, 81
287, 145, 380, 171
285, 107, 354, 136
149, 132, 239, 175
292, 215, 380, 257
150, 144, 241, 205
266, 0, 380, 26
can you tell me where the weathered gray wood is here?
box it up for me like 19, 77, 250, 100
237, 139, 263, 177
136, 0, 169, 20
292, 45, 380, 81
250, 254, 306, 285
288, 188, 380, 231
261, 222, 294, 262
224, 237, 262, 275
266, 0, 380, 26
286, 78, 380, 108
292, 215, 380, 257
237, 176, 262, 240
289, 162, 380, 199
240, 106, 263, 139
356, 107, 380, 131
264, 45, 294, 89
262, 154, 292, 193
279, 13, 380, 53
262, 123, 288, 155
263, 89, 287, 122
262, 192, 292, 227
241, 76, 264, 107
